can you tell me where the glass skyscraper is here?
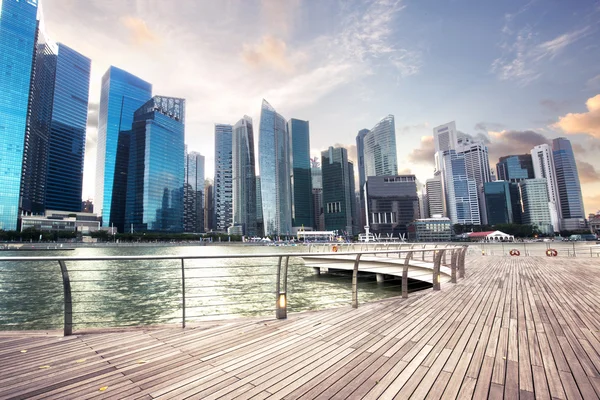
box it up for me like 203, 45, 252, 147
496, 154, 534, 182
214, 123, 233, 232
232, 116, 257, 236
288, 118, 313, 229
0, 0, 38, 230
259, 99, 292, 236
355, 128, 369, 228
441, 150, 480, 225
531, 144, 561, 232
484, 181, 513, 225
184, 150, 205, 233
552, 138, 585, 221
322, 147, 355, 235
366, 175, 419, 237
96, 66, 152, 227
45, 44, 91, 212
520, 179, 553, 234
363, 115, 397, 179
124, 96, 185, 232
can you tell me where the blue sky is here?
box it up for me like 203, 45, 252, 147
42, 0, 600, 212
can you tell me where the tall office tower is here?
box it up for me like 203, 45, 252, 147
96, 66, 152, 227
124, 96, 185, 232
441, 150, 480, 225
356, 128, 369, 229
232, 116, 257, 236
184, 150, 205, 233
0, 0, 38, 230
311, 158, 324, 231
433, 121, 458, 171
366, 175, 419, 237
484, 181, 513, 225
364, 116, 397, 178
259, 99, 292, 236
204, 179, 214, 232
213, 123, 233, 232
425, 173, 444, 217
552, 137, 585, 230
509, 183, 523, 224
519, 179, 553, 234
496, 154, 534, 182
456, 137, 491, 224
531, 144, 561, 232
288, 118, 313, 230
419, 189, 429, 219
44, 44, 91, 212
322, 147, 355, 235
255, 177, 263, 236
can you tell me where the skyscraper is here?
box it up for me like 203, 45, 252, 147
425, 174, 444, 217
124, 96, 185, 232
322, 147, 355, 235
531, 144, 561, 232
96, 66, 152, 227
356, 128, 369, 229
484, 181, 513, 225
456, 137, 491, 224
232, 116, 257, 236
213, 124, 233, 232
552, 137, 585, 229
519, 179, 553, 234
363, 115, 397, 178
496, 154, 534, 182
204, 179, 214, 232
255, 176, 263, 236
433, 121, 458, 171
366, 175, 419, 237
0, 0, 39, 230
311, 158, 324, 231
44, 44, 91, 212
441, 150, 480, 225
184, 150, 205, 233
288, 118, 313, 230
259, 99, 292, 236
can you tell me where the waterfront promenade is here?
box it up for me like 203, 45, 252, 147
1, 255, 599, 399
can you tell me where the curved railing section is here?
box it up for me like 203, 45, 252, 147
0, 246, 467, 336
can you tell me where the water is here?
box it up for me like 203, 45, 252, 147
0, 245, 413, 331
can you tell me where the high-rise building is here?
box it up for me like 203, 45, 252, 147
531, 144, 561, 232
456, 137, 491, 224
322, 147, 355, 235
441, 150, 480, 225
552, 138, 585, 229
433, 121, 458, 171
363, 115, 397, 179
366, 175, 419, 238
509, 182, 523, 224
356, 128, 369, 228
96, 66, 152, 227
425, 174, 444, 217
496, 154, 534, 182
232, 116, 257, 236
0, 0, 39, 230
255, 176, 263, 237
258, 99, 292, 236
484, 181, 513, 225
184, 150, 205, 233
204, 179, 214, 232
124, 96, 185, 232
214, 123, 233, 232
519, 179, 553, 234
44, 44, 91, 212
419, 189, 429, 219
288, 118, 313, 230
311, 159, 324, 231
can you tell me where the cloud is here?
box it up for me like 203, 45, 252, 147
474, 122, 505, 132
87, 102, 99, 128
398, 168, 412, 175
491, 26, 591, 85
121, 16, 160, 46
242, 35, 294, 72
554, 94, 600, 138
587, 74, 600, 90
584, 194, 600, 214
485, 130, 550, 164
407, 136, 435, 165
576, 160, 600, 183
260, 0, 301, 36
540, 99, 570, 114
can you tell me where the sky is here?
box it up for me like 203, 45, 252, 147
41, 0, 600, 214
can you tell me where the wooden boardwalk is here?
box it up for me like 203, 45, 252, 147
1, 256, 599, 399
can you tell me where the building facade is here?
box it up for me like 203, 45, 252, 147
204, 179, 214, 232
483, 181, 513, 225
552, 138, 585, 228
258, 99, 292, 236
441, 150, 481, 225
96, 66, 152, 227
496, 154, 534, 182
363, 115, 397, 179
366, 175, 419, 237
322, 147, 355, 236
184, 150, 205, 233
433, 121, 458, 172
519, 179, 553, 235
456, 137, 491, 224
232, 116, 257, 236
124, 96, 185, 232
408, 217, 452, 242
288, 118, 313, 230
355, 128, 369, 229
0, 0, 39, 230
213, 123, 233, 232
531, 144, 561, 232
425, 174, 444, 217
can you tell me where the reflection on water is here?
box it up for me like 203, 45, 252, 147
0, 245, 414, 330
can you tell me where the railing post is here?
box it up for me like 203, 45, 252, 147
352, 254, 362, 308
450, 250, 457, 283
459, 247, 466, 278
58, 260, 73, 336
181, 259, 186, 328
433, 250, 443, 291
402, 252, 412, 298
276, 256, 288, 319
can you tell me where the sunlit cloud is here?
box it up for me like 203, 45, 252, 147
554, 94, 600, 138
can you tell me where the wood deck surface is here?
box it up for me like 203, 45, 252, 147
1, 256, 599, 399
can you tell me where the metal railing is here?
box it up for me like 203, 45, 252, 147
467, 241, 600, 257
0, 245, 467, 336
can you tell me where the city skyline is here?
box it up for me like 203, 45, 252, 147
23, 0, 600, 214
